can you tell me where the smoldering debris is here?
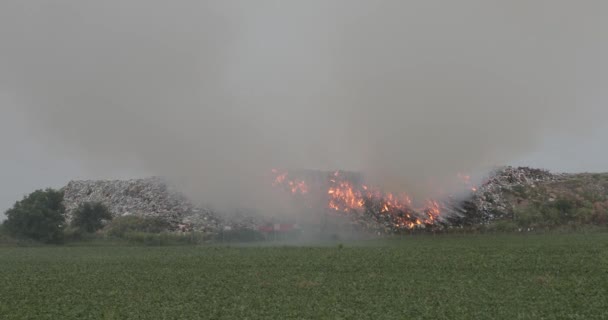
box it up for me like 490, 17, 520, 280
61, 166, 572, 235
271, 169, 442, 233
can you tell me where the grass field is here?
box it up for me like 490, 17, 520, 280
1, 233, 608, 319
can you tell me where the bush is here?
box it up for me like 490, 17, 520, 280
216, 228, 266, 242
63, 226, 93, 242
72, 202, 112, 233
121, 231, 210, 246
513, 205, 541, 228
552, 198, 576, 217
511, 185, 527, 198
104, 215, 170, 237
0, 223, 14, 244
575, 207, 594, 225
591, 202, 608, 225
3, 189, 66, 243
492, 220, 519, 232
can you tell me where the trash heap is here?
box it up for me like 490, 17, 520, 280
62, 177, 222, 232
450, 166, 562, 225
61, 166, 572, 234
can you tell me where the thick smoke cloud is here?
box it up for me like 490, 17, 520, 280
1, 1, 606, 213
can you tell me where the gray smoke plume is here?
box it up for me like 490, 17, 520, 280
0, 1, 606, 215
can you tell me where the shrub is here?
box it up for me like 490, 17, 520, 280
575, 207, 594, 225
63, 226, 94, 242
121, 231, 210, 246
492, 220, 519, 232
590, 201, 608, 225
0, 223, 13, 244
3, 189, 66, 243
552, 198, 575, 216
72, 202, 112, 233
216, 228, 265, 242
540, 207, 564, 227
104, 215, 170, 237
536, 197, 578, 227
511, 185, 527, 199
513, 205, 541, 228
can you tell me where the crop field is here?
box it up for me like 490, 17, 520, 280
1, 233, 608, 319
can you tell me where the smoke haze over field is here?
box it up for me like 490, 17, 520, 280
1, 1, 607, 215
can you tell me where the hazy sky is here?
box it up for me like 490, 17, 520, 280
1, 1, 607, 216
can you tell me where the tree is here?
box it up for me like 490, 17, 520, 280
72, 202, 112, 233
3, 189, 66, 243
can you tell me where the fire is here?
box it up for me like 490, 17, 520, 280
457, 173, 471, 184
270, 169, 466, 231
271, 169, 309, 195
458, 172, 478, 192
271, 169, 287, 186
423, 200, 441, 224
327, 173, 365, 212
288, 180, 309, 194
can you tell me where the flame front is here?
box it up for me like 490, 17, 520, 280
327, 178, 365, 212
458, 173, 478, 192
272, 169, 309, 195
271, 169, 457, 231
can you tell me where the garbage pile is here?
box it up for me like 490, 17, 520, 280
62, 177, 222, 232
450, 166, 562, 225
272, 169, 442, 234
61, 166, 567, 234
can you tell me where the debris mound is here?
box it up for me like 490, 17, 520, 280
62, 177, 221, 232
62, 166, 595, 234
450, 166, 561, 225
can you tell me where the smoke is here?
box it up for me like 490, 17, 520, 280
0, 1, 606, 214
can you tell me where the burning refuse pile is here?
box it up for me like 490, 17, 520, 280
271, 166, 568, 232
271, 169, 443, 233
60, 166, 568, 236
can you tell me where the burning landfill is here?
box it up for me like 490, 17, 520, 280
270, 169, 444, 233
61, 166, 561, 235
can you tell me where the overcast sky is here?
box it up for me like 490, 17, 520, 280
1, 1, 607, 217
0, 102, 151, 216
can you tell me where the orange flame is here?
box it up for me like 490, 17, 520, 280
271, 169, 309, 195
270, 169, 475, 230
457, 172, 478, 193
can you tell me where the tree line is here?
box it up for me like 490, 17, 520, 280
2, 189, 111, 243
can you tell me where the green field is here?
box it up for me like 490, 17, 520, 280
1, 234, 608, 319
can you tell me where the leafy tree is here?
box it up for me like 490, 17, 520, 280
72, 202, 112, 233
3, 189, 65, 243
